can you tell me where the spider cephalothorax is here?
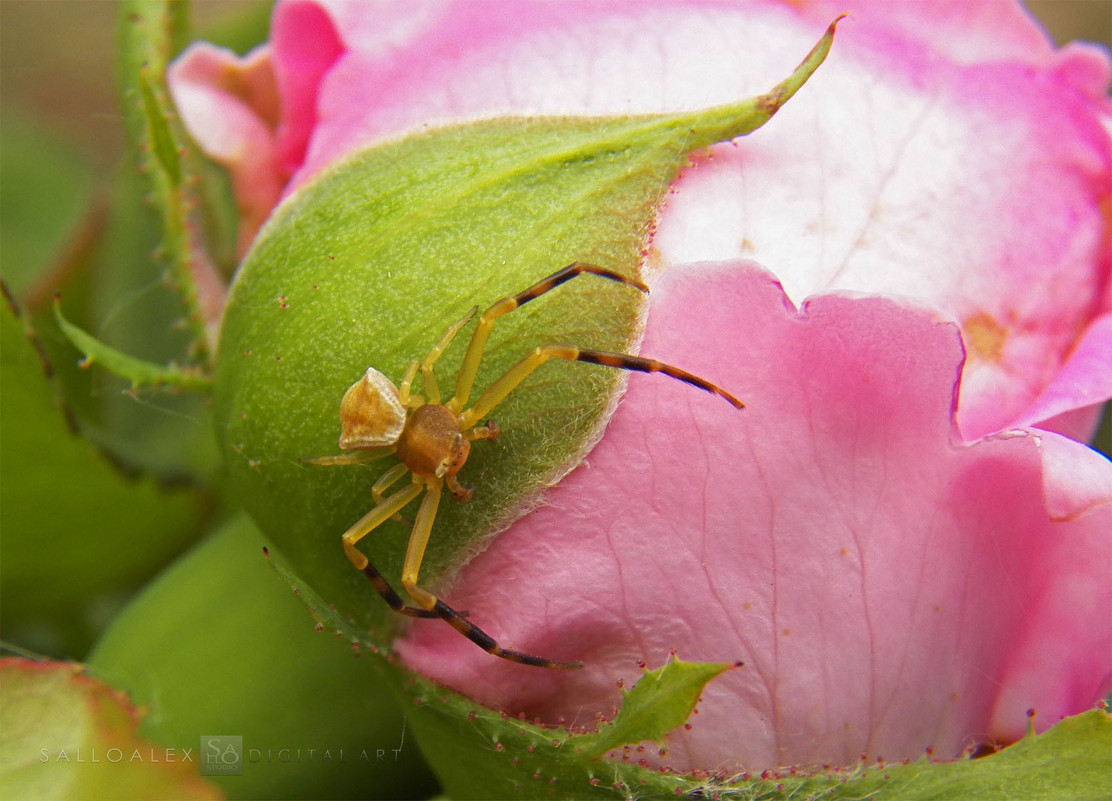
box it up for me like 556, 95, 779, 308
304, 263, 743, 668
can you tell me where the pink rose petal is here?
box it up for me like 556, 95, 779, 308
1035, 428, 1112, 523
168, 43, 285, 256
261, 0, 1112, 439
988, 486, 1112, 738
396, 262, 1112, 769
1011, 313, 1112, 434
269, 0, 345, 176
174, 0, 1111, 438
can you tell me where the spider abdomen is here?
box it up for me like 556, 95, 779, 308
397, 404, 470, 479
338, 367, 406, 450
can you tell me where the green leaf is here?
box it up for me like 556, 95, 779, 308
849, 709, 1112, 801
54, 295, 211, 392
0, 110, 96, 301
575, 658, 735, 759
214, 18, 845, 635
0, 291, 203, 649
0, 658, 222, 801
88, 514, 439, 801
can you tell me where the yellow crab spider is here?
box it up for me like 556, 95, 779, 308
303, 262, 744, 669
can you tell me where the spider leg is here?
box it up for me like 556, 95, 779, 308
343, 480, 421, 567
401, 479, 581, 669
299, 447, 396, 467
398, 360, 422, 408
465, 419, 500, 441
372, 462, 413, 523
459, 344, 743, 429
449, 262, 647, 411
358, 561, 438, 619
417, 305, 478, 406
342, 480, 436, 618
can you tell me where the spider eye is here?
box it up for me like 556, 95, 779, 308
433, 433, 470, 478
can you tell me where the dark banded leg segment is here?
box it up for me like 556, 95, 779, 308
360, 560, 437, 618
450, 262, 648, 411
460, 343, 744, 429
432, 598, 582, 669
360, 546, 579, 668
504, 262, 648, 308
398, 480, 581, 669
573, 348, 744, 408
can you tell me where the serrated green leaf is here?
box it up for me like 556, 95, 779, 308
214, 18, 844, 638
54, 295, 211, 392
0, 293, 203, 646
576, 658, 734, 759
0, 658, 222, 801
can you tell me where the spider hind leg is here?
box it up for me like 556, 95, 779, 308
432, 597, 582, 669
402, 481, 582, 669
360, 560, 438, 618
460, 343, 743, 429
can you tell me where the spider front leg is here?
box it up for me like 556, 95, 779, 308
448, 262, 647, 412
459, 344, 744, 430
299, 448, 395, 467
401, 479, 582, 669
404, 305, 478, 407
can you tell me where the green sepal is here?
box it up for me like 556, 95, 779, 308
54, 295, 212, 392
264, 543, 1112, 799
117, 0, 222, 363
575, 658, 735, 759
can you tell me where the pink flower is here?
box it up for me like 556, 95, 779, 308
401, 261, 1112, 769
172, 0, 1112, 769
